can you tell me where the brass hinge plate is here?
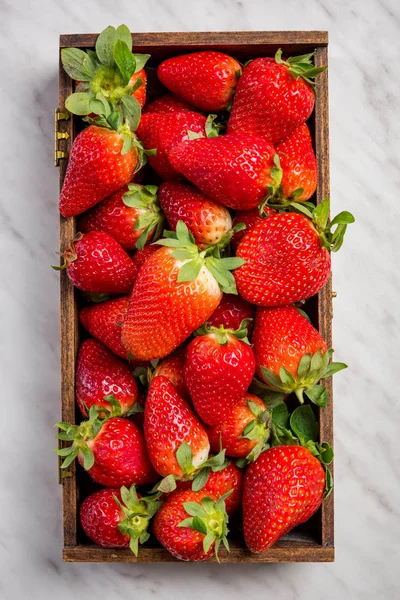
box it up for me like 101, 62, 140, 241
54, 109, 70, 167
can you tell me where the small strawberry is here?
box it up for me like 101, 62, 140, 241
137, 111, 206, 180
235, 199, 354, 306
79, 296, 130, 359
231, 206, 275, 251
128, 69, 147, 107
56, 407, 157, 487
143, 93, 194, 114
184, 321, 256, 426
56, 231, 138, 294
121, 221, 244, 360
153, 348, 190, 401
228, 50, 326, 144
144, 376, 209, 478
79, 184, 163, 251
131, 243, 159, 272
153, 489, 230, 561
158, 51, 242, 112
159, 181, 232, 248
80, 485, 162, 555
168, 133, 278, 210
207, 293, 254, 331
76, 339, 139, 417
243, 446, 325, 552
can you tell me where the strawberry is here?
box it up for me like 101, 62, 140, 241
56, 407, 157, 487
129, 69, 147, 107
231, 206, 275, 251
228, 50, 326, 144
276, 123, 317, 203
207, 293, 254, 331
57, 231, 138, 294
243, 446, 325, 552
131, 244, 159, 272
143, 93, 194, 114
153, 348, 190, 401
168, 133, 278, 210
79, 296, 130, 359
80, 485, 161, 555
184, 321, 256, 426
158, 51, 242, 112
137, 111, 206, 180
153, 489, 230, 561
76, 339, 139, 417
144, 376, 210, 478
79, 184, 163, 251
235, 199, 354, 306
121, 222, 243, 360
159, 181, 232, 248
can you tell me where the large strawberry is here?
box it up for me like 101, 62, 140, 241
57, 231, 138, 294
207, 293, 255, 331
136, 111, 206, 180
184, 321, 256, 426
56, 407, 157, 487
158, 51, 242, 112
243, 446, 325, 552
159, 181, 232, 249
143, 93, 194, 114
79, 184, 163, 251
231, 206, 276, 251
121, 222, 244, 360
276, 123, 317, 203
235, 199, 354, 306
80, 485, 161, 555
228, 50, 326, 144
168, 134, 278, 210
79, 296, 130, 359
153, 489, 230, 561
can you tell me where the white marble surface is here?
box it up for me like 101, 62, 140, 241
1, 0, 399, 598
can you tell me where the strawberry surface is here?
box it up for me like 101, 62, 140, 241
80, 489, 129, 548
143, 93, 194, 114
276, 123, 317, 202
207, 293, 254, 331
153, 348, 190, 401
231, 207, 276, 251
79, 296, 130, 359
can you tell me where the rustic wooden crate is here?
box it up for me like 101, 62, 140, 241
57, 31, 333, 563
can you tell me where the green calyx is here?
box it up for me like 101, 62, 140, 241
114, 484, 162, 556
261, 154, 308, 211
194, 318, 252, 346
154, 221, 245, 295
178, 493, 231, 560
275, 48, 327, 86
122, 184, 164, 250
236, 400, 272, 466
260, 348, 348, 408
54, 405, 104, 471
102, 394, 144, 417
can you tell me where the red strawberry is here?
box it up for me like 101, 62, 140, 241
121, 222, 243, 360
59, 125, 141, 218
56, 408, 157, 487
76, 339, 139, 417
243, 446, 325, 552
235, 199, 354, 306
129, 69, 147, 107
184, 322, 256, 426
231, 206, 275, 251
79, 296, 130, 359
79, 184, 163, 251
276, 123, 317, 202
158, 51, 241, 112
168, 134, 278, 210
153, 489, 230, 561
228, 50, 325, 144
137, 111, 206, 180
80, 484, 161, 555
207, 293, 254, 331
159, 181, 232, 248
58, 231, 138, 294
253, 306, 347, 406
144, 376, 209, 478
131, 244, 159, 273
143, 93, 194, 114
153, 348, 190, 401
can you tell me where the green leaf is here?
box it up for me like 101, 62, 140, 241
271, 401, 289, 428
55, 446, 74, 457
192, 516, 207, 535
260, 367, 283, 390
290, 405, 319, 445
305, 384, 327, 407
323, 361, 348, 378
116, 24, 133, 51
205, 114, 220, 138
114, 40, 136, 84
203, 533, 215, 554
313, 197, 330, 230
217, 257, 246, 270
157, 474, 177, 494
172, 249, 195, 260
65, 92, 95, 116
178, 517, 194, 529
324, 466, 333, 497
329, 211, 355, 227
187, 130, 204, 140
177, 259, 202, 283
129, 536, 139, 557
192, 467, 211, 492
246, 400, 264, 418
320, 442, 334, 465
291, 202, 314, 219
279, 367, 296, 387
183, 502, 206, 518
310, 349, 323, 374
96, 26, 117, 68
132, 53, 151, 72
80, 445, 95, 470
121, 95, 141, 131
61, 48, 96, 81
60, 447, 79, 468
176, 441, 193, 473
297, 354, 312, 379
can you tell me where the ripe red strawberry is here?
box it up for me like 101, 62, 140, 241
235, 199, 354, 306
231, 206, 275, 251
80, 485, 161, 555
76, 339, 139, 417
158, 51, 242, 112
121, 222, 243, 360
80, 296, 130, 359
131, 244, 159, 273
243, 446, 325, 552
159, 181, 232, 248
153, 348, 190, 401
153, 489, 230, 561
144, 376, 209, 478
79, 184, 163, 251
207, 293, 254, 331
56, 408, 157, 487
137, 111, 206, 180
276, 123, 317, 202
129, 69, 147, 107
184, 322, 256, 426
143, 93, 194, 114
253, 306, 347, 406
168, 134, 278, 210
58, 231, 138, 294
228, 50, 326, 144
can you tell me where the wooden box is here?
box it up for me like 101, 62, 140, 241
57, 31, 333, 563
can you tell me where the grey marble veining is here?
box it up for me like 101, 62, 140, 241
1, 0, 399, 598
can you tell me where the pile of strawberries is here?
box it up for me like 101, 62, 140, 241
55, 25, 354, 561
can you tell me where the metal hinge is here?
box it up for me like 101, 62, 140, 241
54, 109, 70, 167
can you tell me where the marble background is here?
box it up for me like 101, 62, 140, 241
1, 0, 399, 598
